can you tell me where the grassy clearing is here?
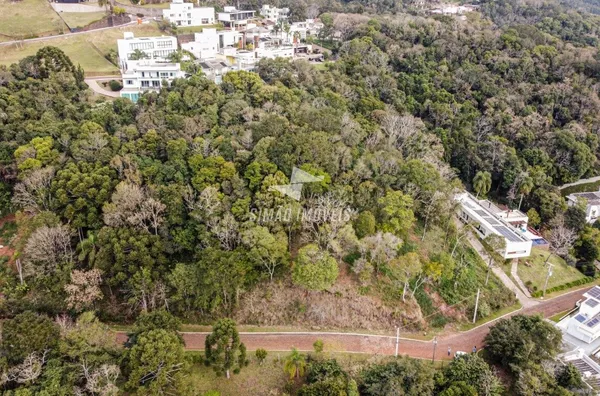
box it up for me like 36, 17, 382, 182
0, 22, 163, 75
549, 309, 574, 323
186, 351, 398, 395
458, 302, 522, 331
135, 1, 171, 8
0, 0, 68, 41
561, 180, 600, 196
518, 248, 586, 293
176, 24, 223, 34
60, 12, 107, 29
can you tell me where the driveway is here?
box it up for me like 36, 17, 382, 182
85, 77, 121, 98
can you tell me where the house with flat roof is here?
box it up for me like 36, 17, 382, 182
455, 192, 532, 259
117, 32, 178, 70
260, 4, 289, 23
120, 61, 186, 103
218, 6, 256, 29
163, 0, 215, 27
559, 286, 600, 344
567, 190, 600, 223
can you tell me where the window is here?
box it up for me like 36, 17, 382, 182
141, 72, 145, 77
130, 42, 153, 51
152, 81, 160, 88
141, 81, 150, 87
201, 18, 209, 24
170, 73, 174, 77
126, 80, 134, 85
160, 72, 169, 78
156, 40, 173, 49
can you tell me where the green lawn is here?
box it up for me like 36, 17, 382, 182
137, 1, 171, 8
0, 22, 164, 75
60, 12, 107, 29
517, 248, 586, 293
0, 0, 68, 41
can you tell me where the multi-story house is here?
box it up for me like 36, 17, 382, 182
117, 32, 178, 70
120, 61, 186, 103
217, 6, 256, 29
162, 0, 215, 27
260, 4, 289, 24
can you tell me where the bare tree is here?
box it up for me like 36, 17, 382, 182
64, 269, 103, 311
545, 216, 577, 264
103, 182, 166, 234
12, 167, 55, 213
23, 224, 73, 276
2, 351, 49, 385
80, 362, 120, 396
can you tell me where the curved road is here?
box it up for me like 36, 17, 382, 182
116, 286, 587, 361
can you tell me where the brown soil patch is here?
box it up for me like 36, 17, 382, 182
234, 274, 426, 331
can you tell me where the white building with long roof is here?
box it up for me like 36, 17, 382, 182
455, 192, 532, 259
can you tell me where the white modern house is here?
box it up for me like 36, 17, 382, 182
289, 19, 324, 40
120, 61, 186, 102
559, 286, 600, 344
163, 0, 215, 27
181, 28, 246, 59
260, 4, 289, 23
455, 192, 532, 259
117, 32, 178, 70
567, 190, 600, 223
200, 60, 231, 84
218, 6, 256, 29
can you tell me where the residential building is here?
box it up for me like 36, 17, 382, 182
288, 19, 324, 40
162, 0, 215, 27
260, 4, 289, 23
430, 4, 478, 15
200, 60, 231, 84
559, 286, 600, 344
455, 192, 532, 259
117, 32, 178, 70
217, 6, 256, 29
567, 190, 600, 223
181, 28, 245, 59
120, 61, 186, 103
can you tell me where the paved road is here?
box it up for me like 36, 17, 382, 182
115, 286, 586, 360
560, 176, 600, 190
0, 19, 145, 47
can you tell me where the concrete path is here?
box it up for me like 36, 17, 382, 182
511, 259, 533, 298
560, 176, 600, 190
114, 286, 587, 359
464, 229, 538, 308
85, 77, 121, 98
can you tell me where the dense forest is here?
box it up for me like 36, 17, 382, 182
2, 0, 600, 393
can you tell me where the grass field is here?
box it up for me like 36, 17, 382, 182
60, 12, 107, 29
518, 248, 587, 292
0, 22, 163, 75
187, 351, 396, 395
0, 0, 68, 41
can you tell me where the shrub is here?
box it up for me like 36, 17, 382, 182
531, 277, 595, 297
109, 80, 123, 91
113, 6, 126, 15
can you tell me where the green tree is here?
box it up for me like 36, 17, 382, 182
354, 211, 376, 239
124, 329, 186, 395
292, 244, 339, 291
484, 315, 562, 371
526, 208, 541, 228
440, 354, 503, 395
360, 357, 435, 396
378, 191, 415, 236
473, 171, 492, 198
241, 226, 289, 281
284, 348, 307, 380
205, 318, 247, 379
1, 311, 60, 364
556, 363, 584, 390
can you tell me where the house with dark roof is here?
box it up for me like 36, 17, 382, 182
566, 190, 600, 223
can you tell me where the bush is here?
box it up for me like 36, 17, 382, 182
531, 277, 595, 297
113, 6, 126, 15
109, 80, 123, 91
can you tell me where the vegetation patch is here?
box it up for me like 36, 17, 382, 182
0, 0, 67, 41
518, 248, 588, 294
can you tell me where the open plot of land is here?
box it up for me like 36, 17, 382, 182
518, 247, 587, 292
0, 0, 68, 41
187, 351, 389, 395
0, 23, 163, 75
60, 12, 107, 29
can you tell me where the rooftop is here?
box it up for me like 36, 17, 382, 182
569, 191, 600, 205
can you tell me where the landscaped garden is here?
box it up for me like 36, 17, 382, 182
518, 247, 589, 295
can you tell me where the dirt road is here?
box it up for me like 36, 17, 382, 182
115, 286, 586, 360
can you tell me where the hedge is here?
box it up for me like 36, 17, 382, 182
531, 276, 596, 297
